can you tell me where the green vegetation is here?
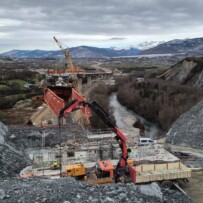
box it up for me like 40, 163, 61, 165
4, 79, 27, 89
0, 110, 5, 120
88, 82, 115, 129
0, 85, 10, 90
0, 69, 43, 109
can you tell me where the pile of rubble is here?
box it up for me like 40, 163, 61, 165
7, 124, 86, 150
0, 177, 194, 203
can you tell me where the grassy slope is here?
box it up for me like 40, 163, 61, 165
6, 79, 27, 89
0, 85, 10, 90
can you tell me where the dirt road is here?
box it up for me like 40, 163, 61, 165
30, 104, 54, 126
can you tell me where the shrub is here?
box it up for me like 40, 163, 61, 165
116, 76, 203, 131
27, 120, 33, 125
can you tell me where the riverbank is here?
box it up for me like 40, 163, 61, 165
109, 93, 161, 139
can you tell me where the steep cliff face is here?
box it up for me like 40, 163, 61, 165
0, 122, 7, 144
0, 122, 30, 177
166, 101, 203, 149
159, 57, 203, 86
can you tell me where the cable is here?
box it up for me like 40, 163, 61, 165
58, 117, 62, 177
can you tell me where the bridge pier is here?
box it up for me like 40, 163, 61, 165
87, 76, 92, 85
80, 72, 113, 85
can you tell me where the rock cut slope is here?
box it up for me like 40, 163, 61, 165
0, 122, 30, 177
166, 100, 203, 149
159, 57, 203, 86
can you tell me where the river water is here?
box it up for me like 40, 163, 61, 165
109, 93, 160, 139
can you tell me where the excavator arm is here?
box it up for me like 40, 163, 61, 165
59, 99, 136, 183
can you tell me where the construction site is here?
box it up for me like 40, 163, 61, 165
0, 37, 200, 203
17, 37, 192, 186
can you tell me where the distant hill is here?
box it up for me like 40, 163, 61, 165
3, 37, 203, 58
135, 41, 165, 50
2, 46, 140, 58
159, 57, 203, 86
139, 37, 203, 55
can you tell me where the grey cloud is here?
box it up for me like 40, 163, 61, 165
109, 37, 126, 41
0, 0, 203, 51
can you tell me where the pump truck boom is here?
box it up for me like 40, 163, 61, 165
59, 99, 136, 183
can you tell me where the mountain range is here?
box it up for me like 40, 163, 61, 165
1, 37, 203, 58
1, 46, 140, 59
140, 38, 203, 55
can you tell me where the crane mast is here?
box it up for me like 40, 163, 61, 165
53, 36, 75, 74
53, 36, 82, 92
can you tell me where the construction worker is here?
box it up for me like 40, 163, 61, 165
53, 160, 58, 169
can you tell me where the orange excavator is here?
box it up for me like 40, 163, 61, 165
58, 99, 136, 183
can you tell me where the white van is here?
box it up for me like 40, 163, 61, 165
138, 138, 157, 146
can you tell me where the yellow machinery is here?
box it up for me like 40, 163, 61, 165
62, 160, 115, 184
62, 159, 134, 184
64, 164, 86, 179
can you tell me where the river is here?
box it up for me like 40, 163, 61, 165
109, 93, 160, 139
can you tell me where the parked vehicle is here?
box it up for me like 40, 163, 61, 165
138, 138, 157, 146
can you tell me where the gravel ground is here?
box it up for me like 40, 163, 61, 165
0, 177, 194, 203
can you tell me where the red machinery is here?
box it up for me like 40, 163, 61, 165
58, 99, 136, 183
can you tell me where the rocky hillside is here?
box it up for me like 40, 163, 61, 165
2, 46, 140, 58
0, 122, 30, 177
0, 122, 87, 177
166, 100, 203, 149
159, 57, 203, 86
7, 124, 86, 150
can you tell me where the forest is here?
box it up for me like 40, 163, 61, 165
0, 69, 42, 109
115, 75, 203, 130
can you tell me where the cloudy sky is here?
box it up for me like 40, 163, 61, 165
1, 0, 203, 53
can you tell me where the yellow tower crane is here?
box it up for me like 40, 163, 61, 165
53, 36, 81, 91
52, 36, 89, 126
53, 36, 76, 74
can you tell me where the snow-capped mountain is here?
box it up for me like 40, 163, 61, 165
136, 41, 165, 50
139, 37, 203, 55
111, 41, 164, 51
